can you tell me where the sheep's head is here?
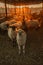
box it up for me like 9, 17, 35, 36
16, 28, 24, 36
9, 25, 16, 30
18, 29, 23, 36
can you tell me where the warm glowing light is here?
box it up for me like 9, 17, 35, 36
0, 2, 14, 8
0, 2, 42, 22
13, 6, 31, 21
29, 3, 42, 8
0, 2, 42, 8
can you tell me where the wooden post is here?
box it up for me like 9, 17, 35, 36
5, 0, 7, 18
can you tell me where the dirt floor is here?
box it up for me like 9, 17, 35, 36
0, 25, 43, 65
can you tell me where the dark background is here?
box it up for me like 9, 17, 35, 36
0, 0, 43, 5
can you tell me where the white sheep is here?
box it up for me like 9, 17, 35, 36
0, 22, 17, 47
16, 28, 27, 54
7, 25, 16, 47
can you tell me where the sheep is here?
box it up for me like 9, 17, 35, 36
7, 25, 17, 47
16, 28, 27, 54
26, 19, 41, 29
0, 20, 16, 30
0, 22, 8, 30
0, 21, 17, 47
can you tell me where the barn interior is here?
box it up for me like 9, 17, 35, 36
0, 0, 43, 65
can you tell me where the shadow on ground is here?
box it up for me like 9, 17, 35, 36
0, 26, 43, 65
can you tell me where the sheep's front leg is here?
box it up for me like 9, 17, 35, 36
18, 45, 21, 55
23, 45, 25, 54
12, 40, 14, 47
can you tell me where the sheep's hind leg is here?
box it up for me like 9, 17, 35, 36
23, 45, 25, 54
18, 45, 21, 55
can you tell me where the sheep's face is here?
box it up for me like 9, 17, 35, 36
9, 26, 16, 30
5, 24, 9, 30
18, 30, 23, 36
16, 28, 23, 36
